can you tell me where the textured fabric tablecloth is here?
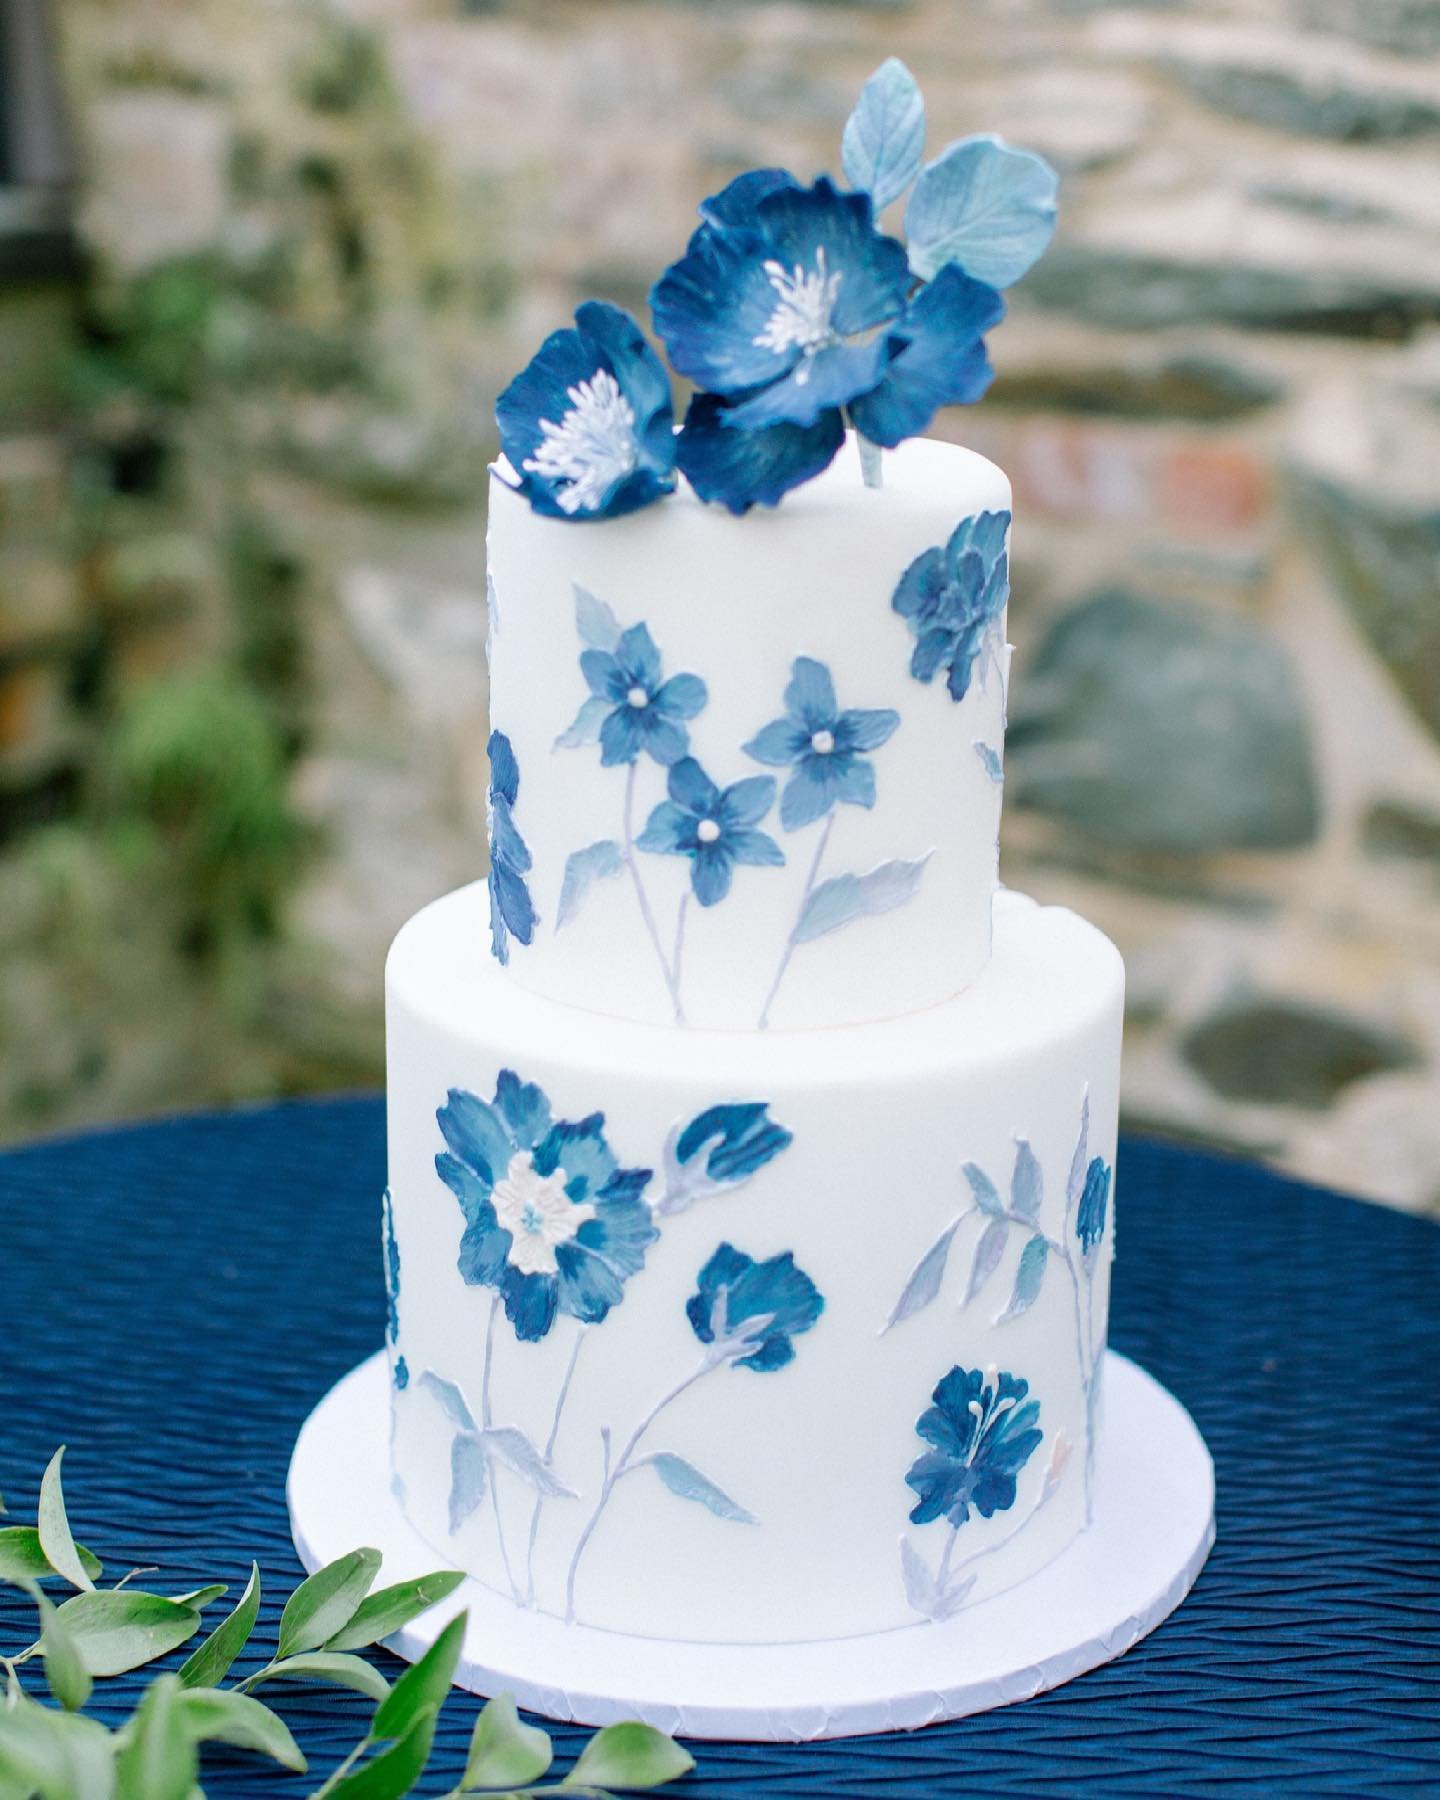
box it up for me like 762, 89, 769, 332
2, 1098, 1437, 1796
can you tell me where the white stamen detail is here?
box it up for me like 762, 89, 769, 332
522, 368, 638, 516
626, 685, 649, 708
492, 1150, 595, 1278
696, 819, 722, 844
753, 247, 842, 366
810, 728, 835, 754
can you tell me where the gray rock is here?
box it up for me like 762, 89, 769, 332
1181, 994, 1420, 1108
990, 348, 1282, 421
1364, 799, 1440, 865
1300, 0, 1440, 57
1008, 590, 1321, 853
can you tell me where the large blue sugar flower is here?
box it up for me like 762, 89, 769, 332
579, 622, 707, 768
892, 509, 1010, 702
744, 656, 900, 830
906, 1366, 1043, 1528
652, 173, 1003, 512
487, 729, 537, 964
636, 757, 783, 905
436, 1072, 658, 1343
686, 1242, 825, 1372
1076, 1156, 1112, 1256
496, 301, 676, 521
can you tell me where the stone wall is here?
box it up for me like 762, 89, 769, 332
2, 0, 1439, 1214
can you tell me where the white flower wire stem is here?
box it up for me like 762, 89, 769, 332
854, 423, 884, 490
482, 1292, 522, 1602
564, 1354, 717, 1624
672, 891, 690, 999
523, 1325, 588, 1608
757, 810, 836, 1030
623, 761, 687, 1024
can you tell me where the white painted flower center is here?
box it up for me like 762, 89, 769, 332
696, 818, 722, 844
626, 685, 649, 708
492, 1150, 594, 1278
810, 728, 835, 754
522, 368, 638, 516
753, 247, 843, 375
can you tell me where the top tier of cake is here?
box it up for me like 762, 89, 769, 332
485, 433, 1012, 1032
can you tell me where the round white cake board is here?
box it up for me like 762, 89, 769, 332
288, 1349, 1213, 1743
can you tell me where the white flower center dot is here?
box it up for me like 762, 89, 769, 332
626, 685, 649, 708
810, 729, 835, 754
696, 819, 722, 844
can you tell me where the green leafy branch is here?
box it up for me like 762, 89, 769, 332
0, 1448, 694, 1799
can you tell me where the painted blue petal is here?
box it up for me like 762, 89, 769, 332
779, 762, 835, 831
487, 729, 520, 807
458, 1216, 512, 1291
734, 1334, 795, 1374
554, 1240, 625, 1324
491, 858, 536, 945
582, 1194, 658, 1278
891, 545, 947, 623
637, 711, 689, 768
849, 268, 1003, 448
831, 755, 877, 810
436, 1089, 512, 1187
946, 637, 981, 702
636, 801, 696, 855
654, 672, 708, 721
435, 1151, 494, 1225
490, 795, 532, 876
744, 718, 809, 766
668, 755, 721, 816
949, 507, 1011, 570
723, 338, 890, 432
725, 827, 785, 868
677, 392, 844, 515
783, 656, 838, 731
489, 884, 509, 964
687, 1242, 752, 1343
834, 707, 900, 753
754, 176, 910, 337
574, 299, 676, 475
615, 622, 662, 691
496, 321, 601, 476
910, 626, 957, 685
691, 842, 735, 906
675, 1105, 791, 1181
598, 1166, 652, 1206
534, 1113, 615, 1194
698, 167, 800, 233
503, 1268, 559, 1342
651, 223, 805, 394
579, 648, 627, 702
494, 1069, 552, 1151
718, 774, 777, 828
599, 706, 645, 767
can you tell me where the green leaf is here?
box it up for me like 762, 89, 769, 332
243, 1652, 390, 1704
177, 1563, 259, 1688
0, 1526, 103, 1588
0, 1697, 116, 1799
55, 1590, 202, 1677
36, 1448, 95, 1595
326, 1570, 465, 1653
372, 1611, 466, 1742
177, 1687, 306, 1773
169, 1585, 227, 1611
276, 1548, 381, 1659
325, 1705, 437, 1800
462, 1691, 552, 1790
32, 1584, 92, 1713
116, 1675, 197, 1800
563, 1722, 695, 1791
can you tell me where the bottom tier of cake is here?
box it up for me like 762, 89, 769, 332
384, 885, 1124, 1646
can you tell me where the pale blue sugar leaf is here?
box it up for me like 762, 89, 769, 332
556, 838, 624, 928
448, 1434, 487, 1534
962, 1161, 1004, 1217
1011, 1137, 1043, 1223
884, 1216, 962, 1333
962, 1216, 1008, 1307
1066, 1088, 1091, 1214
553, 694, 611, 751
973, 739, 1004, 783
574, 584, 622, 651
907, 134, 1059, 287
842, 58, 926, 213
794, 852, 932, 945
932, 1571, 978, 1621
480, 1426, 576, 1499
998, 1232, 1048, 1324
899, 1534, 940, 1619
648, 1454, 757, 1525
420, 1369, 477, 1434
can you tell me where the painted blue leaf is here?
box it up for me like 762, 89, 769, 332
884, 1216, 961, 1333
1066, 1088, 1091, 1215
480, 1426, 577, 1499
449, 1433, 487, 1533
554, 695, 611, 751
793, 853, 932, 945
962, 1216, 1008, 1307
973, 740, 1004, 784
962, 1162, 1004, 1217
998, 1232, 1048, 1323
899, 1534, 939, 1618
933, 1571, 977, 1622
574, 585, 622, 651
647, 1454, 757, 1525
556, 839, 624, 929
420, 1370, 477, 1434
842, 58, 926, 213
1011, 1139, 1043, 1223
907, 134, 1059, 287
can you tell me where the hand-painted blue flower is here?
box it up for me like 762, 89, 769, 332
892, 509, 1011, 703
487, 730, 537, 965
1076, 1156, 1111, 1255
436, 1072, 658, 1343
579, 622, 707, 768
393, 1354, 409, 1392
636, 757, 783, 905
382, 1189, 401, 1347
653, 174, 1003, 512
496, 301, 676, 520
906, 1366, 1043, 1528
675, 1103, 793, 1185
686, 1242, 825, 1372
744, 656, 900, 831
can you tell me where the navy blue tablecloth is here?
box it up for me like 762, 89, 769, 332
2, 1098, 1437, 1796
